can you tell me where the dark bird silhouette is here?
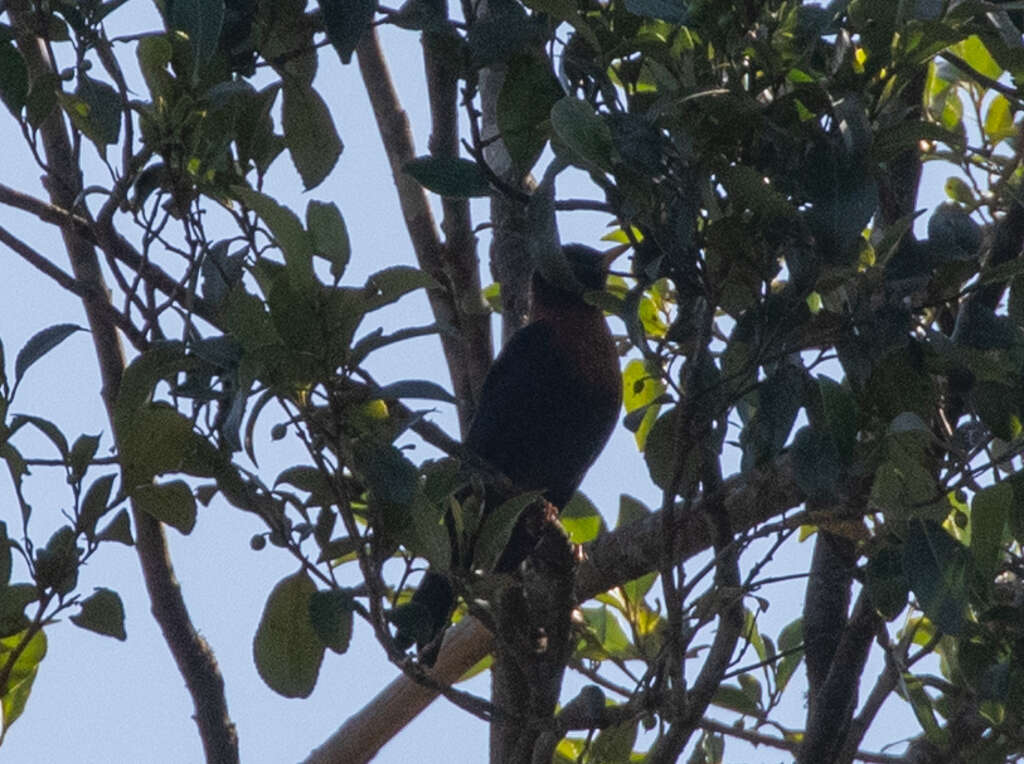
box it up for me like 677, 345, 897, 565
394, 244, 621, 657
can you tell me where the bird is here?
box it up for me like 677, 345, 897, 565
393, 244, 622, 657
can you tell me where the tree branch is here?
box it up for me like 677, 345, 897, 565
7, 6, 238, 761
306, 454, 805, 763
356, 27, 491, 436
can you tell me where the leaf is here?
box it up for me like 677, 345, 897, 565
132, 480, 197, 535
308, 589, 353, 654
984, 94, 1016, 144
362, 265, 438, 310
167, 0, 225, 76
0, 42, 28, 116
712, 683, 761, 717
578, 605, 632, 659
775, 618, 803, 693
0, 629, 47, 737
622, 359, 666, 451
818, 376, 858, 463
34, 526, 79, 595
118, 405, 200, 488
60, 76, 121, 148
561, 492, 603, 544
496, 54, 564, 173
473, 492, 543, 572
68, 432, 100, 485
13, 324, 83, 389
78, 473, 117, 538
70, 588, 126, 641
282, 78, 343, 190
790, 427, 843, 503
402, 156, 490, 198
865, 543, 909, 620
971, 482, 1011, 583
97, 509, 134, 546
306, 200, 351, 279
904, 519, 969, 635
550, 97, 614, 172
253, 570, 325, 698
319, 0, 376, 64
589, 718, 638, 764
374, 379, 455, 404
233, 187, 315, 293
0, 585, 36, 639
624, 0, 687, 23
0, 524, 9, 590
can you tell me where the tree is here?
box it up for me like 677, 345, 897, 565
1, 0, 1024, 762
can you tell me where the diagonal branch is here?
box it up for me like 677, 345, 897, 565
356, 28, 492, 436
305, 454, 805, 763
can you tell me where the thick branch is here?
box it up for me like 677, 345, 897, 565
356, 28, 491, 435
8, 6, 238, 762
307, 454, 805, 763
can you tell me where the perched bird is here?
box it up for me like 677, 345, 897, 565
395, 244, 622, 655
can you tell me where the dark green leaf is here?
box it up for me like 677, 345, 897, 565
790, 427, 843, 503
904, 673, 950, 745
68, 432, 100, 485
78, 473, 117, 537
578, 605, 632, 659
282, 78, 343, 190
8, 415, 69, 466
132, 480, 197, 535
114, 341, 191, 420
65, 76, 121, 147
818, 376, 858, 464
70, 588, 126, 641
550, 97, 613, 172
402, 156, 490, 198
375, 379, 455, 404
0, 42, 28, 116
589, 718, 638, 764
118, 405, 199, 488
233, 188, 315, 293
13, 324, 83, 389
496, 55, 564, 173
904, 519, 969, 635
473, 492, 543, 572
308, 589, 353, 654
624, 0, 687, 23
34, 526, 79, 595
616, 493, 649, 529
97, 508, 134, 546
362, 266, 438, 310
712, 683, 762, 717
167, 0, 225, 75
253, 570, 325, 698
319, 0, 375, 64
0, 584, 36, 639
865, 543, 909, 620
275, 466, 335, 506
306, 200, 351, 279
0, 523, 8, 590
971, 482, 1011, 583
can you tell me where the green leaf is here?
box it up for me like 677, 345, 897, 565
561, 492, 603, 544
13, 324, 83, 389
8, 415, 69, 466
34, 526, 79, 596
496, 54, 564, 174
375, 379, 455, 404
971, 482, 1011, 583
0, 585, 37, 639
0, 629, 47, 737
473, 492, 543, 572
550, 97, 614, 172
0, 42, 28, 116
719, 165, 796, 220
282, 78, 343, 190
70, 588, 126, 641
402, 156, 491, 198
578, 605, 632, 659
63, 76, 121, 148
136, 34, 174, 100
616, 493, 649, 529
712, 683, 762, 717
97, 508, 134, 546
78, 473, 117, 538
306, 200, 351, 279
775, 618, 803, 693
589, 718, 638, 764
132, 480, 197, 535
818, 376, 858, 464
955, 35, 1002, 82
167, 0, 225, 76
68, 432, 100, 485
790, 427, 843, 503
865, 543, 909, 620
320, 0, 376, 64
362, 266, 438, 310
984, 94, 1016, 144
118, 405, 199, 488
234, 188, 315, 293
904, 520, 969, 635
308, 589, 354, 654
904, 673, 950, 746
253, 570, 325, 698
622, 359, 665, 451
0, 524, 9, 590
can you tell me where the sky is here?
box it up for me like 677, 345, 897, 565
0, 5, 947, 763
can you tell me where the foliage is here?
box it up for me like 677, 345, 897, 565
2, 0, 1024, 761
